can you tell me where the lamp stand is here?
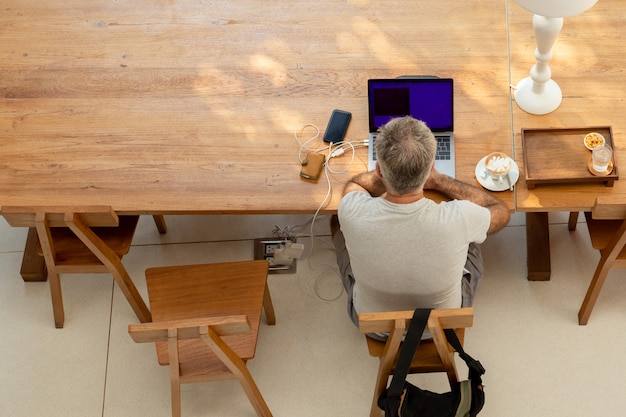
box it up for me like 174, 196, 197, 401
514, 14, 564, 115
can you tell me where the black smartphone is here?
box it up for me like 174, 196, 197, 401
322, 109, 352, 143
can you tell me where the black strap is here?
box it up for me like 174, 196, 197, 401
387, 308, 432, 398
444, 328, 485, 376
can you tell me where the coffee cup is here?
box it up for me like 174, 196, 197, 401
484, 151, 513, 184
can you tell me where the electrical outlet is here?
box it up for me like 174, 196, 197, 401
264, 242, 283, 254
254, 238, 297, 274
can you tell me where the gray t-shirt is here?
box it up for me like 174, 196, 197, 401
338, 191, 490, 315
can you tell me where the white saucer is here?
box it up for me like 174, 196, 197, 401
475, 156, 520, 192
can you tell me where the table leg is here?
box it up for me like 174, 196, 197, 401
152, 214, 168, 234
20, 227, 47, 282
526, 212, 551, 281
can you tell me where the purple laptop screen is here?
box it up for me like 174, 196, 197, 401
368, 78, 453, 133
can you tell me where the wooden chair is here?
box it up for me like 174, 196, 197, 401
0, 206, 160, 328
575, 197, 626, 324
359, 308, 474, 417
128, 260, 275, 417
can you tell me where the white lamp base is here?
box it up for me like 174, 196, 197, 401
514, 76, 562, 115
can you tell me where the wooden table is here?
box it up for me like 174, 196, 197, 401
0, 0, 515, 281
509, 0, 626, 280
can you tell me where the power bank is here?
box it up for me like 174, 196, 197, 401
300, 153, 326, 180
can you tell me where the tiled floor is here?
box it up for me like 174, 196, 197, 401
2, 212, 626, 417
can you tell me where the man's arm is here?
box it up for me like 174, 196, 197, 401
424, 168, 510, 234
343, 171, 387, 197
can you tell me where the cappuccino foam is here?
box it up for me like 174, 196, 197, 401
485, 154, 511, 174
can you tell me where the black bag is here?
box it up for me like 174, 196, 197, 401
377, 309, 485, 417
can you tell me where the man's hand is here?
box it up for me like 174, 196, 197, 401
343, 171, 387, 197
423, 164, 444, 191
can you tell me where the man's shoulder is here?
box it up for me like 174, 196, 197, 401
338, 191, 382, 224
340, 189, 372, 206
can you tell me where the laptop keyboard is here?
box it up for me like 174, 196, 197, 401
435, 135, 451, 160
371, 134, 451, 161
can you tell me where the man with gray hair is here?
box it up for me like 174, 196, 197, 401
332, 116, 510, 338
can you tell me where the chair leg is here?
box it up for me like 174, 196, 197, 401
203, 327, 273, 417
48, 271, 65, 328
263, 283, 276, 325
236, 368, 273, 417
578, 258, 612, 325
152, 215, 168, 234
168, 333, 182, 417
370, 361, 391, 417
109, 265, 152, 323
34, 217, 65, 328
170, 378, 181, 417
568, 212, 579, 231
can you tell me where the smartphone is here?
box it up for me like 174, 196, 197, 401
322, 109, 352, 143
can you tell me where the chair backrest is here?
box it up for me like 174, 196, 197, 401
129, 315, 251, 343
2, 205, 137, 268
359, 308, 474, 335
128, 315, 253, 376
359, 308, 474, 384
586, 197, 626, 251
1, 205, 121, 228
591, 196, 626, 220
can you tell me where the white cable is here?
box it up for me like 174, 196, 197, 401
294, 124, 321, 165
310, 162, 333, 236
313, 265, 344, 301
326, 140, 356, 174
294, 124, 320, 148
291, 126, 369, 279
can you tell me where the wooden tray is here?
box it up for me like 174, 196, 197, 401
522, 126, 618, 189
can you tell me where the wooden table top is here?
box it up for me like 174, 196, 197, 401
0, 0, 513, 215
510, 0, 626, 212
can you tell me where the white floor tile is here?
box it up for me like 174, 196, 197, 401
0, 254, 114, 417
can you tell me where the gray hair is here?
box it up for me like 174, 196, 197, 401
375, 116, 437, 195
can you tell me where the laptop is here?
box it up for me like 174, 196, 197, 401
367, 77, 455, 178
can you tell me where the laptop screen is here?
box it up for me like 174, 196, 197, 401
367, 78, 454, 133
